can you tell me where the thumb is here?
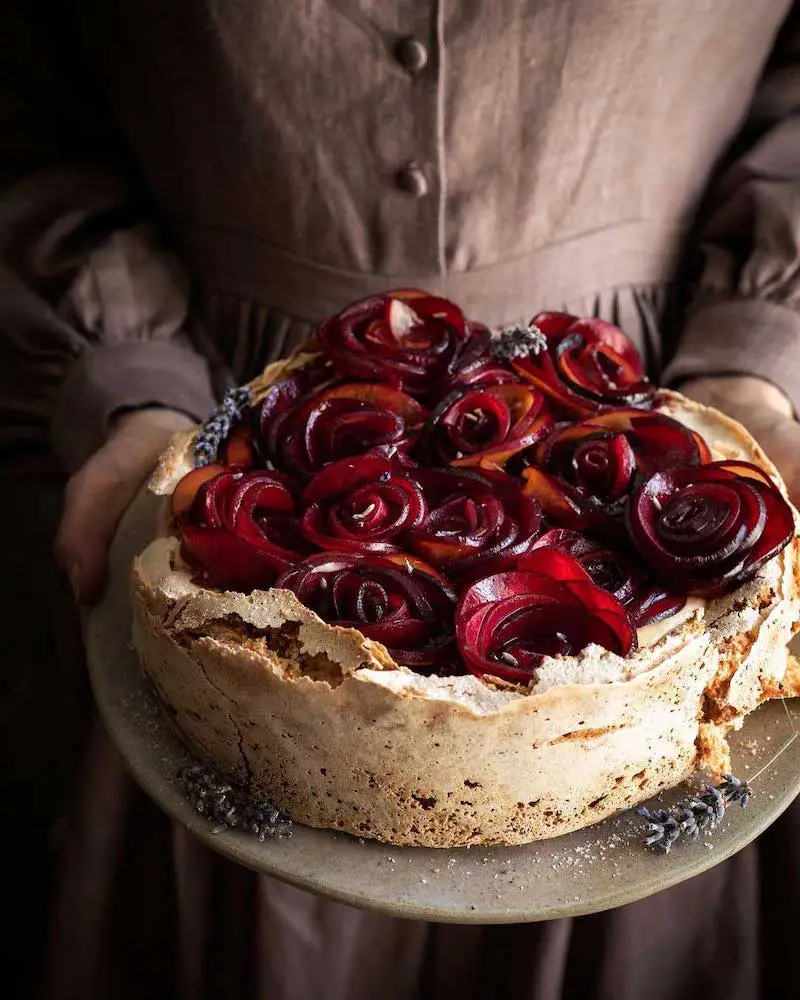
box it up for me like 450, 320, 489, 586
744, 410, 800, 508
54, 408, 196, 605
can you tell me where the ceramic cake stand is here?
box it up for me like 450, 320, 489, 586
86, 490, 800, 923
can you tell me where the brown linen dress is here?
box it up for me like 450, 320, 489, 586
2, 2, 800, 998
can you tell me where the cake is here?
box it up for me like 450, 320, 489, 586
131, 291, 800, 847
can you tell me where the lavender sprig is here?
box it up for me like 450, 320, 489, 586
637, 773, 752, 853
179, 762, 292, 841
193, 386, 252, 467
491, 323, 547, 362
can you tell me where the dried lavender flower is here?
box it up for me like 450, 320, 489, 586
193, 386, 253, 467
718, 773, 752, 807
492, 323, 547, 362
639, 809, 681, 852
179, 761, 292, 841
637, 773, 752, 853
675, 805, 700, 842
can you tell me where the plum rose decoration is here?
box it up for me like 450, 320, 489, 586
174, 469, 306, 592
455, 547, 636, 685
317, 290, 484, 396
432, 321, 519, 398
409, 468, 542, 583
512, 313, 654, 415
521, 407, 711, 527
532, 528, 685, 629
424, 381, 552, 468
277, 552, 457, 671
300, 456, 427, 554
626, 461, 795, 596
261, 382, 426, 479
252, 362, 334, 452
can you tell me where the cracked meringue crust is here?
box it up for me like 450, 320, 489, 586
131, 349, 800, 847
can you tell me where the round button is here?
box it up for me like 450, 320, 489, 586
394, 36, 428, 74
395, 162, 429, 198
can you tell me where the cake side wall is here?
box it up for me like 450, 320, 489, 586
133, 582, 725, 847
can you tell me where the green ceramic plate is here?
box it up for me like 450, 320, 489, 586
86, 490, 800, 924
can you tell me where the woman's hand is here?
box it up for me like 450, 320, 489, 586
54, 407, 196, 605
679, 375, 800, 505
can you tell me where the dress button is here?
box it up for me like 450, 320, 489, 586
395, 162, 429, 198
394, 36, 428, 74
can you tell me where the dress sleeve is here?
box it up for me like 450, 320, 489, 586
0, 1, 217, 472
663, 6, 800, 414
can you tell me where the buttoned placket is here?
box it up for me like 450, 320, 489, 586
389, 3, 447, 282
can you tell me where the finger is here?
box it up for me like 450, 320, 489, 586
54, 455, 149, 605
725, 406, 800, 506
759, 422, 800, 509
55, 408, 196, 605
